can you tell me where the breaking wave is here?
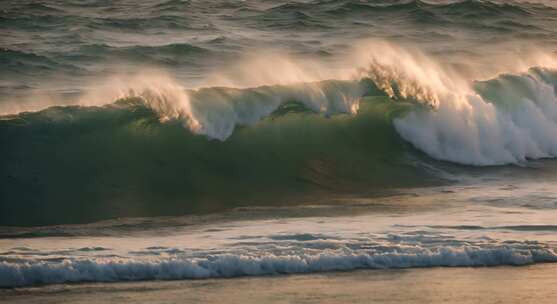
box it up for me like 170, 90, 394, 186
2, 237, 556, 288
2, 41, 557, 225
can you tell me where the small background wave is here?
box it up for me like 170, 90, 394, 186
2, 0, 557, 100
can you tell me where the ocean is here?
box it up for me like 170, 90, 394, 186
1, 0, 557, 302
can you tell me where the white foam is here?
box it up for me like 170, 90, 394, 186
353, 42, 557, 165
2, 244, 556, 288
393, 70, 557, 165
84, 70, 365, 141
185, 81, 365, 140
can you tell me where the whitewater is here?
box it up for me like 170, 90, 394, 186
2, 0, 557, 294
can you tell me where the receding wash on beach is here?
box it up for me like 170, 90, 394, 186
1, 1, 557, 303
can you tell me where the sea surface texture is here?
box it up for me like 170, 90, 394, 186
1, 0, 557, 289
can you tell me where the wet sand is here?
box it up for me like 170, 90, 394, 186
2, 264, 556, 304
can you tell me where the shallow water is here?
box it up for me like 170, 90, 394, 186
2, 173, 557, 287
2, 264, 557, 304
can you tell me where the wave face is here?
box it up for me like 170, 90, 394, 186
0, 89, 438, 226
